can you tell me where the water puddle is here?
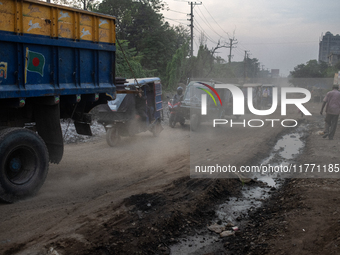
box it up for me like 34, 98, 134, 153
170, 125, 308, 254
261, 126, 307, 165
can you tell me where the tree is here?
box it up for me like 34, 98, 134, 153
52, 0, 99, 10
164, 42, 190, 89
116, 40, 154, 78
97, 0, 189, 79
290, 60, 333, 88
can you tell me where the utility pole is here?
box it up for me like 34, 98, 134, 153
244, 50, 250, 82
227, 38, 237, 64
188, 1, 202, 57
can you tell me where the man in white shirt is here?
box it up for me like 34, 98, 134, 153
320, 84, 340, 140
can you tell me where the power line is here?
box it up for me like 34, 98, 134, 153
195, 6, 228, 41
193, 19, 218, 44
193, 13, 222, 45
201, 3, 230, 38
163, 17, 187, 26
164, 8, 187, 15
240, 41, 318, 45
234, 47, 246, 58
193, 38, 199, 49
193, 27, 218, 45
236, 42, 248, 52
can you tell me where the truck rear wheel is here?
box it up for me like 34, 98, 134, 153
0, 128, 49, 203
106, 127, 120, 147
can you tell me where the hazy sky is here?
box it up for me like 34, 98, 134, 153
161, 0, 340, 77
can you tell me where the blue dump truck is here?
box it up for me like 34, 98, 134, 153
0, 0, 116, 202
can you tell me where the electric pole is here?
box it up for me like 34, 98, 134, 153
227, 38, 237, 64
188, 2, 202, 57
244, 50, 250, 82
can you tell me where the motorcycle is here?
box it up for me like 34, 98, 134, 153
168, 97, 185, 128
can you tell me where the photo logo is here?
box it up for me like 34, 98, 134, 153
198, 84, 312, 128
196, 82, 222, 115
200, 84, 311, 116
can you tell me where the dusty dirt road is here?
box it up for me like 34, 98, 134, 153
1, 101, 340, 255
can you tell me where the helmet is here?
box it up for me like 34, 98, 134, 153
177, 87, 183, 95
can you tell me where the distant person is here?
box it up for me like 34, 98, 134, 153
262, 87, 270, 108
320, 84, 340, 140
254, 87, 261, 109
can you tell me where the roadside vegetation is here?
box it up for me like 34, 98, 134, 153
54, 0, 340, 90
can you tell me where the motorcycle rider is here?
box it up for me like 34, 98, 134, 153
173, 86, 184, 103
135, 89, 148, 121
168, 86, 185, 127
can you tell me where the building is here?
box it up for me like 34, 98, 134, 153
319, 32, 340, 63
271, 69, 280, 78
328, 53, 340, 66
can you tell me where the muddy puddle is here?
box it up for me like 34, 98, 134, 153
170, 125, 308, 255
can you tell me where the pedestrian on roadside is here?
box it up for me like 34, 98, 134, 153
262, 87, 270, 108
320, 84, 340, 140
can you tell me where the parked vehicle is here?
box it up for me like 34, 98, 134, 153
0, 0, 116, 202
179, 80, 233, 131
97, 78, 163, 146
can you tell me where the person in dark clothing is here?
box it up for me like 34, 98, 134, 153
173, 86, 184, 103
135, 89, 148, 121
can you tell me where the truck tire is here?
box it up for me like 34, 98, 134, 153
106, 128, 120, 147
0, 128, 49, 203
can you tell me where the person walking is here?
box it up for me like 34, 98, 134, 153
320, 84, 340, 140
262, 87, 270, 108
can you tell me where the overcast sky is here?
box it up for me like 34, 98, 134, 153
161, 0, 340, 77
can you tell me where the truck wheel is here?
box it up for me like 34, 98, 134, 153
106, 128, 120, 147
0, 128, 49, 203
190, 114, 199, 131
169, 113, 176, 128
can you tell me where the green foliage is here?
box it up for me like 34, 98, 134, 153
163, 39, 263, 88
290, 60, 336, 88
164, 42, 190, 89
97, 0, 190, 80
116, 40, 155, 78
52, 0, 100, 10
290, 60, 328, 78
193, 45, 215, 78
334, 61, 340, 70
